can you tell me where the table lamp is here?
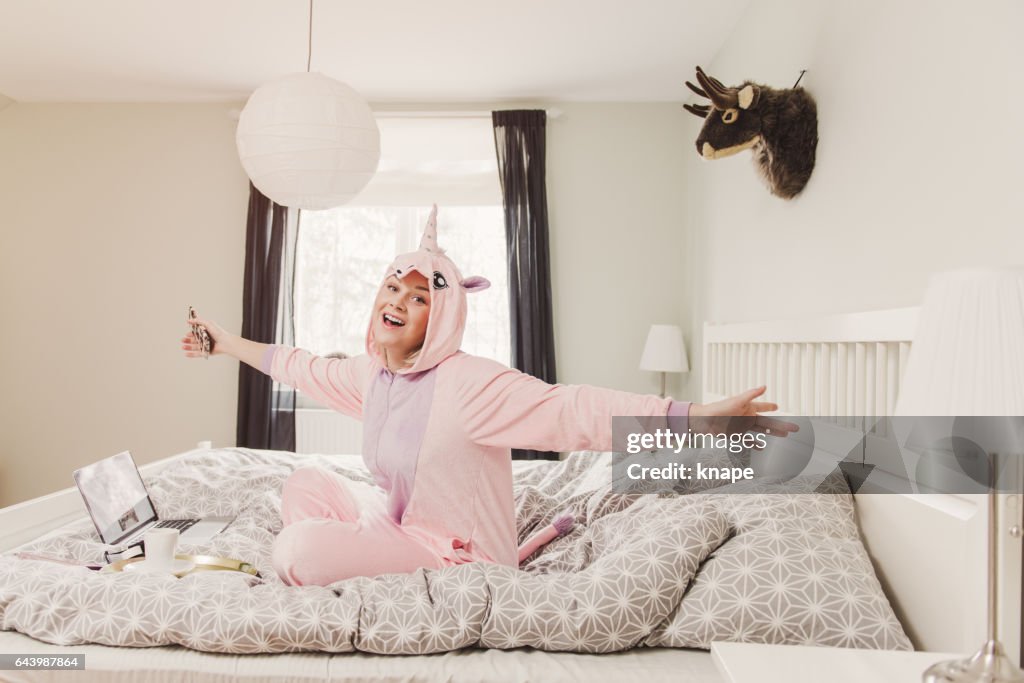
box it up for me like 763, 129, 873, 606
640, 324, 689, 398
895, 267, 1024, 683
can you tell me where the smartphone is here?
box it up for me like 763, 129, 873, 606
187, 306, 213, 358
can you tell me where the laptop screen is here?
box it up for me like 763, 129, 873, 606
73, 451, 157, 545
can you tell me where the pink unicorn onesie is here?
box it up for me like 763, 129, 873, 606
265, 207, 690, 586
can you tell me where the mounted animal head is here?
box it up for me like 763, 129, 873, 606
684, 66, 818, 199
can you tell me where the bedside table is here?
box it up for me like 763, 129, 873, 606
711, 642, 967, 683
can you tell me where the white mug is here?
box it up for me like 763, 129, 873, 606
143, 528, 179, 569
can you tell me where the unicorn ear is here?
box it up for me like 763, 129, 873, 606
461, 276, 491, 293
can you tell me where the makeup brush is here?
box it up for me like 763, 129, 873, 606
517, 512, 575, 564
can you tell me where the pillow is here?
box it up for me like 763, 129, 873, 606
644, 471, 913, 651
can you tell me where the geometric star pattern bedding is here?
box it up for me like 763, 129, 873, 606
0, 448, 910, 654
645, 478, 913, 650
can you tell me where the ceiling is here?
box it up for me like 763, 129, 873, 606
0, 0, 749, 104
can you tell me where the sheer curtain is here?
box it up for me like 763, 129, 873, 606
492, 110, 559, 461
236, 182, 296, 451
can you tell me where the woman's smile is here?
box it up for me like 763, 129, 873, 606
372, 271, 431, 367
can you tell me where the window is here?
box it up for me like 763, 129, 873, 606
292, 117, 510, 383
294, 205, 509, 363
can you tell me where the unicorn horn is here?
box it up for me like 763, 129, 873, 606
419, 204, 439, 252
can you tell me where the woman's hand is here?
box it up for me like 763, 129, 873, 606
689, 386, 799, 437
181, 312, 272, 372
180, 311, 232, 358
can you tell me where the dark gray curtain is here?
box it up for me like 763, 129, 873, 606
236, 182, 296, 451
492, 110, 559, 461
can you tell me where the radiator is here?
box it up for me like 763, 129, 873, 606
295, 409, 363, 454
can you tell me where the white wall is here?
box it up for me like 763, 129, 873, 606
0, 103, 249, 508
0, 101, 689, 507
683, 0, 1024, 398
547, 103, 689, 399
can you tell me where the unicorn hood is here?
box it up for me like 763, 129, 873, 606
365, 205, 491, 374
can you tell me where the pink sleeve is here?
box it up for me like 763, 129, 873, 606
455, 356, 683, 452
260, 345, 278, 375
266, 346, 373, 420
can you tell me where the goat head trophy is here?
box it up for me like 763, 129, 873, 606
684, 66, 818, 199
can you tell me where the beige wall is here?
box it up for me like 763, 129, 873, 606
682, 0, 1024, 399
0, 101, 689, 507
0, 103, 250, 507
547, 103, 689, 399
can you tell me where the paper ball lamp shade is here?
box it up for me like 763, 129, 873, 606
236, 72, 381, 210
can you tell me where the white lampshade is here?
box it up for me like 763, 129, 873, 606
639, 324, 689, 373
236, 72, 381, 210
896, 267, 1024, 416
901, 267, 1024, 683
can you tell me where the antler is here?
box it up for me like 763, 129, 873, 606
698, 67, 730, 93
684, 75, 711, 118
692, 66, 738, 110
685, 80, 708, 99
683, 103, 710, 118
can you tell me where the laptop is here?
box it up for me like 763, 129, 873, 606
73, 450, 233, 549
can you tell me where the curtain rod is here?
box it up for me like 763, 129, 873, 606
227, 107, 563, 122
373, 108, 563, 120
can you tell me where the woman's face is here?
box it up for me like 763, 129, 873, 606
371, 271, 431, 364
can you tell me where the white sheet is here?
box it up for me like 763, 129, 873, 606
0, 630, 723, 683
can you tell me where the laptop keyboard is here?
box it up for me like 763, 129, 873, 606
155, 519, 199, 533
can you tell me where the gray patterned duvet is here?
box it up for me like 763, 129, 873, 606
0, 448, 911, 654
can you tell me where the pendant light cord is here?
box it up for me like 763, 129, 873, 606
306, 0, 313, 72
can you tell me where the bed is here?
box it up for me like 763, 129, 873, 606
0, 306, 1018, 682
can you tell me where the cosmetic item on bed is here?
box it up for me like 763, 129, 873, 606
15, 552, 105, 571
517, 512, 575, 563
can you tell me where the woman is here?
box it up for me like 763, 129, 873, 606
181, 206, 779, 586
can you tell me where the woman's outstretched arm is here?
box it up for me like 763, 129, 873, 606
453, 356, 789, 453
181, 311, 371, 419
453, 355, 679, 452
180, 312, 269, 371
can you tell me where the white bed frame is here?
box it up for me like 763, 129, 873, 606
0, 306, 1020, 679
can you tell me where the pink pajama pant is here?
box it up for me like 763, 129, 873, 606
271, 467, 449, 586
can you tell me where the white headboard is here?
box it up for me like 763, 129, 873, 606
702, 307, 1021, 660
702, 306, 919, 414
